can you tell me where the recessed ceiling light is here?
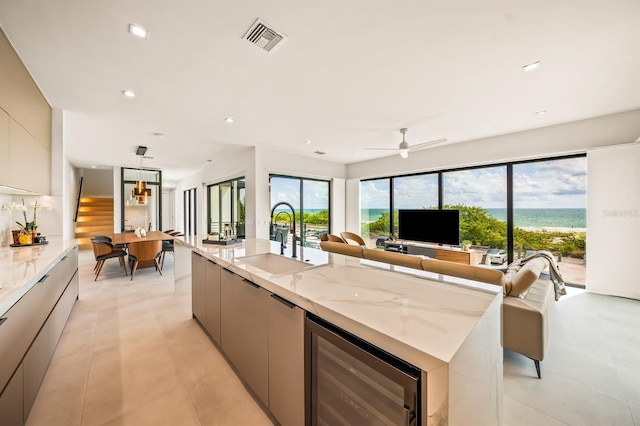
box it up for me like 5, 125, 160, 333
91, 165, 97, 169
523, 61, 541, 72
152, 132, 165, 138
305, 140, 311, 144
122, 89, 136, 98
535, 110, 547, 115
128, 24, 149, 39
224, 117, 235, 123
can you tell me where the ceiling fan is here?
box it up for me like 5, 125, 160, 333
366, 128, 447, 159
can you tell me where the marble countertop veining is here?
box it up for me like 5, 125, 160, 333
0, 238, 78, 317
177, 236, 502, 371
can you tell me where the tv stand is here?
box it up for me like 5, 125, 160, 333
384, 240, 478, 265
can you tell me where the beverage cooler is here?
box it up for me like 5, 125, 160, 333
305, 314, 421, 426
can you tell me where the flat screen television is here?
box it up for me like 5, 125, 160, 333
397, 209, 460, 245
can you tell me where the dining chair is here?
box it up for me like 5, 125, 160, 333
340, 231, 367, 248
160, 239, 174, 269
127, 240, 163, 280
91, 239, 128, 281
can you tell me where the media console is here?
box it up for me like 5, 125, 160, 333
384, 240, 479, 265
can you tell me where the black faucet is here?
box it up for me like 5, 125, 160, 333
270, 201, 297, 259
274, 230, 285, 255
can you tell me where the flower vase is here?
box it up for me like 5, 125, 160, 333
19, 231, 33, 245
12, 230, 21, 244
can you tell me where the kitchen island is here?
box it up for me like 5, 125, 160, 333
175, 236, 503, 426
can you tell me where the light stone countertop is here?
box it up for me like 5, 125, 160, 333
0, 238, 78, 317
177, 236, 502, 372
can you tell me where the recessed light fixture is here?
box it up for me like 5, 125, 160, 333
224, 117, 235, 123
91, 165, 97, 169
535, 110, 547, 115
152, 132, 165, 138
122, 89, 136, 98
128, 24, 149, 39
305, 140, 311, 144
523, 61, 541, 72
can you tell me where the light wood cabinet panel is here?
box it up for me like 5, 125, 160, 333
0, 363, 23, 426
8, 118, 50, 195
435, 249, 472, 264
204, 260, 221, 344
191, 252, 206, 322
0, 30, 51, 148
0, 109, 9, 185
268, 295, 305, 426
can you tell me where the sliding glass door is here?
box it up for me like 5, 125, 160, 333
269, 175, 330, 249
207, 177, 246, 238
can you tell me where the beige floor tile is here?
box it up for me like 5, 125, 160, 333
101, 388, 200, 426
503, 396, 567, 426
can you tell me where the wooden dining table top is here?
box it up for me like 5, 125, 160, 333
110, 231, 174, 245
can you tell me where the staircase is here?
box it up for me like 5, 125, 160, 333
75, 197, 115, 250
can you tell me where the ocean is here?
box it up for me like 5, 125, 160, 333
359, 208, 586, 229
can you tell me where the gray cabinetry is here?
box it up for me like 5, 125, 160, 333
220, 268, 241, 366
0, 363, 23, 426
204, 260, 221, 344
0, 246, 78, 425
268, 294, 305, 426
191, 252, 206, 322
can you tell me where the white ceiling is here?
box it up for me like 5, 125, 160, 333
1, 1, 638, 184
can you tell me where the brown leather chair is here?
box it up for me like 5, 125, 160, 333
127, 240, 163, 280
340, 231, 366, 247
321, 233, 346, 243
91, 239, 128, 281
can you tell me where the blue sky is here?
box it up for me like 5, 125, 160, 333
361, 157, 587, 209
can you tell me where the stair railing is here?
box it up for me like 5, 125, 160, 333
74, 177, 83, 223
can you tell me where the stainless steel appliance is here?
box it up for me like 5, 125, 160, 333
306, 314, 420, 426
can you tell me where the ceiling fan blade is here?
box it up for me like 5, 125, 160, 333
408, 138, 448, 151
365, 147, 398, 151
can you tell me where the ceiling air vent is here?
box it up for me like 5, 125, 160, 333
314, 151, 326, 155
243, 19, 286, 52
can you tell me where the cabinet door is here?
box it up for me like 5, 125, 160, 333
24, 315, 55, 419
54, 270, 79, 343
268, 295, 305, 426
0, 109, 9, 186
0, 362, 23, 426
204, 259, 221, 344
220, 268, 241, 366
236, 278, 269, 406
191, 252, 206, 322
8, 118, 50, 195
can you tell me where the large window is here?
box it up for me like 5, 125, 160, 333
184, 187, 196, 235
443, 166, 508, 254
360, 178, 391, 247
393, 174, 439, 236
207, 177, 245, 238
269, 175, 330, 249
513, 157, 586, 285
359, 155, 587, 286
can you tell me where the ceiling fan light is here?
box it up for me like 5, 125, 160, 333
399, 149, 409, 159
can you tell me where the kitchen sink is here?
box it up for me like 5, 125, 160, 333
236, 253, 315, 275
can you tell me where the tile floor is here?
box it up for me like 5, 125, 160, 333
26, 251, 640, 425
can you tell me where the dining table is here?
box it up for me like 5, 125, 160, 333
111, 231, 175, 273
110, 231, 175, 246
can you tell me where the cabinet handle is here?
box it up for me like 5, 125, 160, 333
270, 293, 295, 309
0, 318, 7, 326
241, 278, 260, 289
61, 255, 68, 261
38, 274, 49, 283
222, 267, 232, 274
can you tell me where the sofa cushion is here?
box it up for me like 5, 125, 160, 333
506, 257, 548, 298
362, 249, 423, 269
319, 241, 365, 258
421, 258, 505, 286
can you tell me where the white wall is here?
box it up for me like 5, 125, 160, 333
173, 147, 347, 239
81, 168, 114, 197
586, 143, 639, 300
